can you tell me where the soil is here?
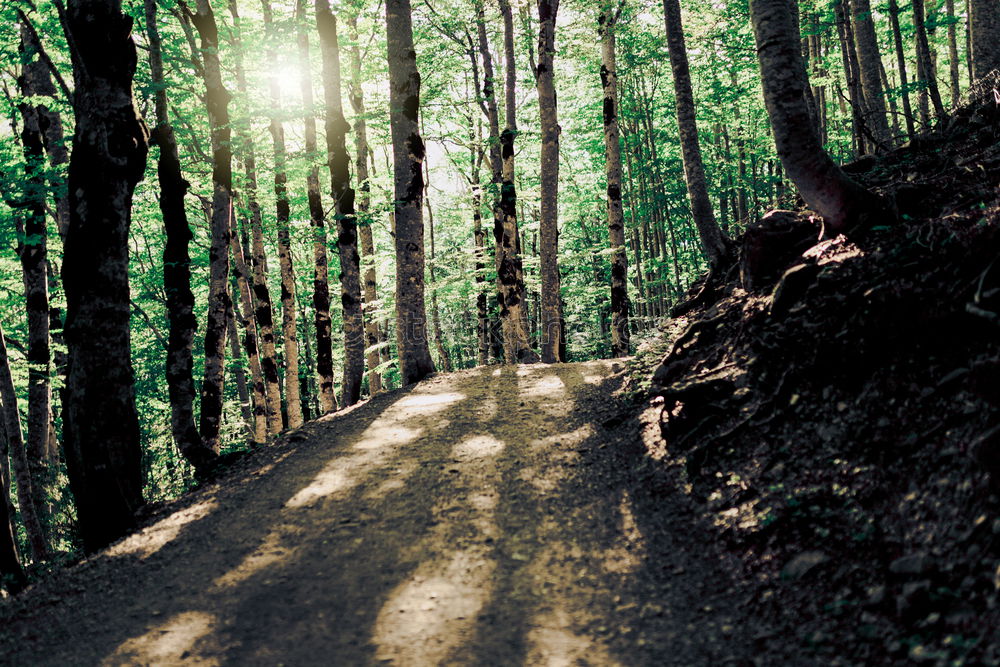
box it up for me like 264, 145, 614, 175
0, 361, 768, 666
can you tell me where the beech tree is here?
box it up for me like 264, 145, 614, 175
749, 0, 883, 233
537, 0, 562, 363
61, 0, 148, 551
970, 0, 1000, 80
386, 0, 436, 384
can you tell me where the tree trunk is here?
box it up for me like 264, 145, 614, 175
0, 323, 48, 561
913, 0, 946, 119
888, 0, 917, 138
970, 0, 1000, 79
226, 297, 253, 439
536, 0, 563, 363
662, 0, 732, 272
0, 426, 24, 592
296, 0, 337, 413
227, 0, 283, 435
16, 24, 55, 531
386, 0, 436, 385
62, 0, 147, 553
189, 0, 233, 460
750, 0, 884, 234
229, 211, 269, 444
600, 5, 630, 357
260, 1, 303, 426
494, 0, 538, 364
346, 15, 381, 398
144, 0, 217, 471
316, 2, 363, 407
946, 0, 961, 105
850, 0, 892, 147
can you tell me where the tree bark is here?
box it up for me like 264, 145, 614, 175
750, 0, 884, 234
296, 0, 337, 413
16, 24, 55, 529
970, 0, 1000, 80
471, 120, 490, 366
888, 0, 917, 138
316, 2, 364, 407
0, 323, 48, 561
661, 0, 732, 272
62, 0, 148, 552
227, 0, 283, 435
348, 16, 384, 397
226, 296, 253, 439
850, 0, 892, 146
536, 0, 563, 363
599, 3, 630, 357
144, 0, 218, 472
386, 0, 436, 385
913, 0, 946, 118
189, 0, 233, 459
946, 0, 961, 105
0, 420, 24, 592
260, 1, 303, 426
229, 210, 269, 444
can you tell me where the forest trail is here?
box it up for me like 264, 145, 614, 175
0, 360, 756, 666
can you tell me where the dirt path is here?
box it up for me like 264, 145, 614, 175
0, 361, 756, 666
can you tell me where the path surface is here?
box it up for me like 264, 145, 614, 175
0, 361, 754, 665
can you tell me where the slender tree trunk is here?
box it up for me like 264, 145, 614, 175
913, 0, 946, 118
227, 0, 283, 435
970, 0, 1000, 79
226, 297, 253, 439
0, 419, 24, 592
536, 0, 563, 363
496, 0, 538, 364
750, 0, 884, 233
850, 0, 892, 147
144, 0, 217, 471
662, 0, 732, 271
470, 118, 490, 366
889, 0, 917, 138
347, 16, 382, 397
386, 0, 436, 384
16, 25, 55, 530
0, 322, 48, 561
836, 0, 867, 154
260, 1, 303, 426
599, 5, 630, 357
946, 0, 961, 105
296, 0, 337, 413
189, 0, 233, 460
425, 166, 453, 372
229, 211, 268, 444
62, 0, 147, 552
316, 2, 363, 407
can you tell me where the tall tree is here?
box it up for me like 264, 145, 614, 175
661, 0, 732, 272
0, 415, 24, 592
946, 0, 961, 105
536, 0, 563, 363
348, 15, 384, 396
227, 0, 283, 435
62, 0, 148, 551
749, 0, 884, 234
297, 0, 337, 413
16, 22, 55, 524
0, 321, 48, 561
316, 1, 364, 406
144, 0, 218, 472
913, 0, 945, 119
888, 0, 917, 139
599, 1, 630, 357
850, 0, 892, 146
386, 0, 436, 384
497, 0, 538, 363
262, 0, 304, 426
970, 0, 1000, 79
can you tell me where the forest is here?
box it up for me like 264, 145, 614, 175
0, 0, 999, 663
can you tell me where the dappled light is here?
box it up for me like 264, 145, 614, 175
106, 497, 218, 560
107, 611, 219, 666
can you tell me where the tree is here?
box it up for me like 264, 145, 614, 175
316, 1, 364, 406
599, 1, 630, 357
144, 0, 218, 471
536, 0, 563, 363
888, 0, 916, 139
386, 0, 436, 384
749, 0, 883, 234
970, 0, 1000, 80
298, 0, 337, 413
850, 0, 892, 146
661, 0, 732, 272
61, 0, 148, 551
